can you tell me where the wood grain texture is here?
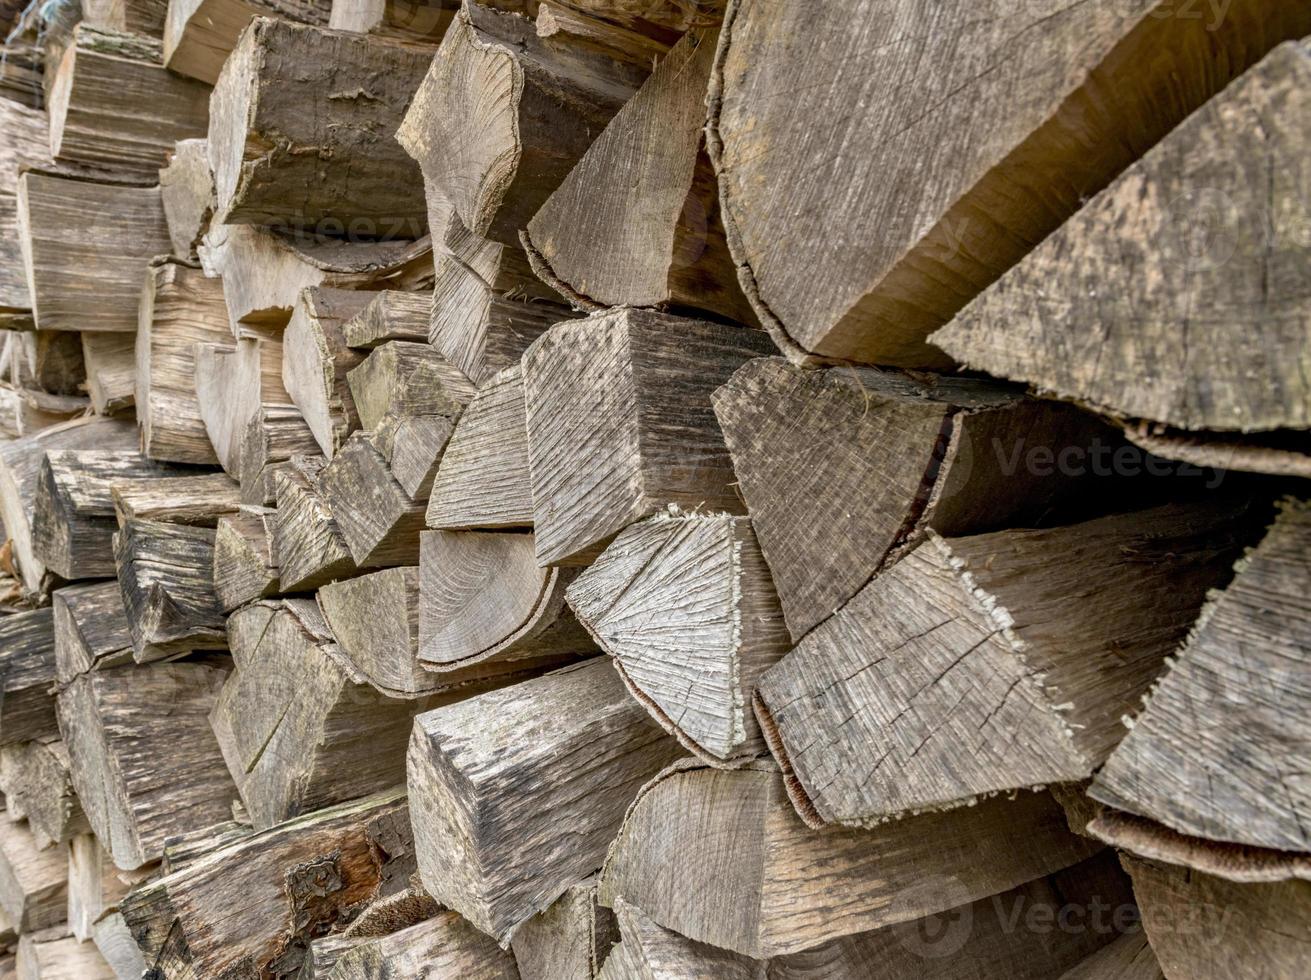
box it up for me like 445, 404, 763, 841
328, 910, 521, 979
165, 0, 332, 84
15, 932, 114, 980
111, 472, 241, 527
0, 738, 87, 848
0, 819, 65, 932
934, 42, 1311, 433
1092, 498, 1311, 853
533, 1, 673, 67
283, 287, 373, 458
329, 0, 458, 45
1058, 931, 1164, 980
0, 388, 86, 440
240, 403, 319, 506
196, 332, 294, 474
346, 340, 475, 433
272, 454, 361, 591
92, 911, 147, 979
707, 0, 1311, 366
0, 609, 59, 746
408, 658, 683, 943
376, 413, 453, 500
0, 333, 85, 400
79, 333, 136, 415
52, 580, 134, 684
427, 363, 534, 530
341, 290, 429, 349
213, 508, 281, 611
523, 309, 772, 566
599, 759, 1100, 958
756, 499, 1255, 829
568, 513, 788, 765
318, 430, 427, 567
159, 138, 215, 259
67, 834, 136, 943
511, 876, 617, 980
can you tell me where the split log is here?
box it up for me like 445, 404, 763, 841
552, 0, 720, 35
48, 25, 209, 179
209, 17, 431, 234
0, 388, 87, 440
533, 1, 673, 67
239, 404, 318, 505
317, 430, 427, 567
212, 508, 280, 611
1059, 932, 1164, 980
524, 28, 751, 323
137, 259, 229, 465
194, 332, 291, 474
158, 139, 214, 260
329, 0, 458, 45
92, 913, 147, 980
599, 759, 1099, 959
522, 309, 772, 565
341, 290, 428, 349
67, 835, 134, 943
0, 609, 59, 746
374, 413, 453, 500
713, 357, 1118, 640
0, 98, 51, 194
408, 657, 683, 943
330, 910, 520, 979
282, 287, 373, 457
301, 935, 362, 979
426, 364, 532, 530
934, 41, 1311, 434
52, 580, 134, 684
0, 819, 66, 932
0, 195, 33, 324
0, 332, 84, 398
511, 877, 616, 980
33, 450, 178, 580
567, 513, 787, 766
113, 517, 227, 661
118, 791, 412, 979
211, 599, 443, 828
346, 341, 475, 432
79, 333, 135, 415
16, 932, 114, 979
1092, 498, 1311, 852
397, 0, 648, 245
164, 0, 332, 84
754, 499, 1255, 830
83, 0, 168, 36
706, 0, 1311, 366
17, 172, 171, 333
0, 738, 87, 847
272, 455, 361, 591
111, 472, 241, 527
57, 660, 234, 869
429, 213, 575, 384
419, 530, 595, 672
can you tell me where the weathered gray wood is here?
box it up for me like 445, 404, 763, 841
552, 0, 721, 34
1058, 932, 1164, 980
397, 0, 648, 245
52, 580, 134, 684
47, 25, 210, 179
568, 513, 787, 766
318, 429, 427, 567
523, 309, 772, 566
57, 660, 234, 869
376, 414, 453, 500
341, 290, 429, 350
1092, 498, 1311, 853
525, 28, 751, 324
408, 658, 683, 943
420, 530, 595, 673
239, 403, 319, 505
755, 499, 1255, 829
599, 759, 1099, 959
16, 931, 115, 980
111, 472, 241, 527
67, 834, 137, 944
165, 0, 332, 84
137, 259, 229, 465
0, 817, 66, 932
159, 139, 214, 260
92, 911, 147, 980
934, 42, 1311, 433
347, 341, 475, 433
195, 331, 293, 475
329, 0, 457, 45
301, 935, 364, 980
706, 0, 1311, 366
330, 910, 521, 979
533, 1, 674, 67
0, 388, 87, 441
0, 738, 87, 847
0, 609, 59, 746
427, 364, 533, 530
272, 454, 362, 591
113, 517, 227, 662
213, 508, 281, 612
209, 17, 431, 234
83, 0, 168, 36
79, 333, 136, 416
0, 332, 85, 399
511, 877, 616, 980
17, 172, 171, 333
283, 287, 373, 458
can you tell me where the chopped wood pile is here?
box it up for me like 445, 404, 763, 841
0, 1, 1307, 977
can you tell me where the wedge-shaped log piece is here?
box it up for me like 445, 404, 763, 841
283, 287, 372, 457
376, 413, 454, 500
934, 43, 1311, 433
52, 580, 134, 683
1123, 854, 1309, 980
427, 364, 532, 530
194, 332, 291, 474
58, 660, 233, 869
33, 450, 180, 580
408, 658, 683, 943
512, 876, 617, 980
568, 513, 787, 765
332, 910, 521, 979
1059, 932, 1165, 980
113, 517, 227, 661
0, 738, 87, 847
213, 508, 280, 611
1092, 499, 1311, 852
709, 0, 1311, 367
272, 454, 361, 591
756, 499, 1255, 829
341, 289, 429, 349
119, 791, 412, 979
318, 429, 427, 567
111, 472, 241, 527
600, 759, 1099, 958
398, 1, 647, 245
526, 28, 750, 323
16, 933, 114, 980
554, 0, 721, 34
330, 0, 458, 45
0, 609, 58, 746
714, 357, 1118, 640
209, 18, 430, 233
165, 0, 332, 84
420, 530, 595, 673
48, 25, 209, 178
0, 820, 65, 933
429, 212, 576, 384
240, 403, 318, 505
159, 138, 214, 259
523, 309, 772, 565
67, 834, 137, 944
533, 1, 674, 67
80, 333, 136, 415
18, 172, 171, 333
347, 340, 475, 433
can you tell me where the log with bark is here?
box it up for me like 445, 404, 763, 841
158, 138, 215, 260
282, 287, 373, 458
0, 609, 59, 747
212, 507, 281, 611
340, 289, 428, 350
164, 0, 332, 84
51, 580, 134, 684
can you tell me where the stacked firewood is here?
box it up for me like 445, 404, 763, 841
0, 0, 1306, 976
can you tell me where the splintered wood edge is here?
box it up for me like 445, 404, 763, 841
750, 691, 824, 829
518, 229, 604, 312
1124, 424, 1311, 479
